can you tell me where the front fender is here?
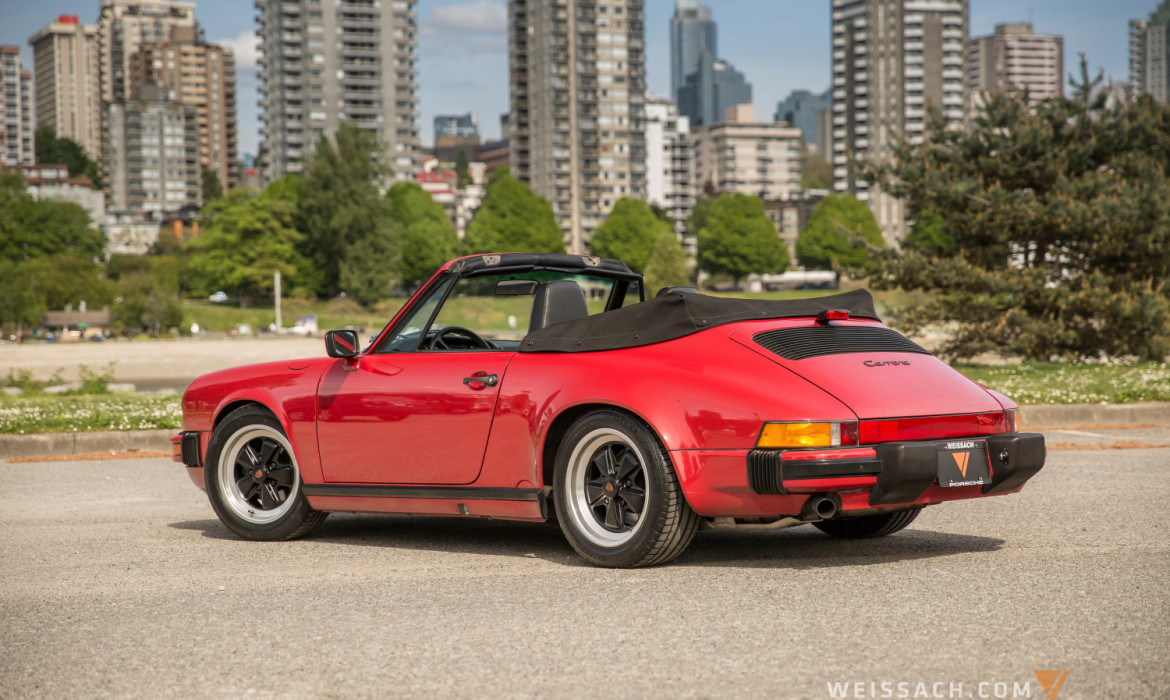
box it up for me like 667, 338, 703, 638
182, 358, 333, 484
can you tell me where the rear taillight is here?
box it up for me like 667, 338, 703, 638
757, 421, 860, 448
858, 412, 1013, 444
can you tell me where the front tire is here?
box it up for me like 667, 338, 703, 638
205, 406, 327, 541
553, 411, 698, 567
812, 508, 921, 539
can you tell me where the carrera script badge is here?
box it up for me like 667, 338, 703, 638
863, 360, 911, 367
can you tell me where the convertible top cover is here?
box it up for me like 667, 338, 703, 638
521, 288, 881, 353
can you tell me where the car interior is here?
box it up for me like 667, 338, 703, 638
375, 271, 641, 353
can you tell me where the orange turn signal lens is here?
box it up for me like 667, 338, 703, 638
758, 422, 841, 448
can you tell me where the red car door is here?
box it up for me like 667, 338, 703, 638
315, 352, 514, 484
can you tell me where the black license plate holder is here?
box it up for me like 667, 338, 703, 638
937, 439, 990, 487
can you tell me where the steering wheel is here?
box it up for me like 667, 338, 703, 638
429, 326, 493, 350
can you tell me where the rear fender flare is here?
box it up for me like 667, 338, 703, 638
537, 399, 683, 492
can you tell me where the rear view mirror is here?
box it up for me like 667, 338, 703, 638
325, 329, 360, 358
495, 279, 538, 296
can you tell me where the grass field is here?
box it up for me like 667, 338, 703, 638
183, 297, 402, 334
3, 361, 1168, 435
954, 361, 1170, 405
0, 394, 182, 435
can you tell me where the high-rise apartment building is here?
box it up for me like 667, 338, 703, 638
509, 0, 648, 254
1130, 1, 1170, 104
108, 84, 200, 212
433, 112, 479, 162
831, 0, 968, 243
255, 0, 420, 181
1, 47, 35, 167
644, 96, 692, 242
29, 15, 102, 159
968, 23, 1062, 109
692, 103, 803, 202
129, 26, 238, 192
774, 88, 832, 148
96, 1, 198, 170
677, 50, 752, 127
669, 0, 749, 127
670, 0, 715, 102
434, 113, 478, 139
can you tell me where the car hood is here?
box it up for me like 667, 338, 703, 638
729, 324, 1001, 419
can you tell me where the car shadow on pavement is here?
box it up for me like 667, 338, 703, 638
169, 515, 1003, 570
674, 527, 1004, 569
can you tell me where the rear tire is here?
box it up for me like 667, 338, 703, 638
553, 410, 698, 568
205, 405, 327, 541
812, 508, 921, 539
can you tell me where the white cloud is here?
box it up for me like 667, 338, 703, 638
217, 31, 260, 70
427, 0, 507, 35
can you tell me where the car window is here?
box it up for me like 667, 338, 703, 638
377, 271, 634, 353
377, 276, 456, 352
429, 276, 537, 349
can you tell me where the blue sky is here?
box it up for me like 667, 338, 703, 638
0, 0, 1155, 158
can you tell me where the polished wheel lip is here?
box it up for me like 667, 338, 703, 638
565, 427, 650, 547
217, 424, 300, 525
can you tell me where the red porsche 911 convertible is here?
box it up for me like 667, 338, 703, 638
174, 253, 1045, 567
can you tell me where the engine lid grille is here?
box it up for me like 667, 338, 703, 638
754, 326, 930, 361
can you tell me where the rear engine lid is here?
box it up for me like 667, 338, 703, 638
731, 322, 1001, 419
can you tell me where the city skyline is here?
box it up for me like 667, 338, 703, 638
0, 0, 1153, 159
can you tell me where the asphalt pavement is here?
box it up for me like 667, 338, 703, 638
1, 448, 1167, 699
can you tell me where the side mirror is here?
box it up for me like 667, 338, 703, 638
325, 329, 360, 358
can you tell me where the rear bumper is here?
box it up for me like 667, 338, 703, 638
673, 432, 1045, 517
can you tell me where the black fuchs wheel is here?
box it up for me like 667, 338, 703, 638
204, 406, 327, 541
813, 508, 922, 539
553, 410, 699, 568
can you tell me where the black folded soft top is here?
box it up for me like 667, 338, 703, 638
520, 288, 880, 353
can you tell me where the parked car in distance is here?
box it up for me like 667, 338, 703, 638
174, 253, 1045, 568
208, 291, 228, 303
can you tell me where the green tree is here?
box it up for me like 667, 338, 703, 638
262, 173, 306, 206
454, 149, 472, 190
796, 193, 885, 272
903, 208, 954, 256
112, 263, 184, 337
697, 193, 789, 288
686, 195, 717, 242
0, 171, 104, 261
801, 152, 834, 191
201, 163, 224, 203
259, 174, 322, 296
0, 259, 47, 334
0, 254, 114, 335
386, 181, 459, 287
187, 190, 307, 306
862, 59, 1170, 360
642, 229, 691, 296
340, 226, 399, 307
299, 122, 394, 296
590, 197, 669, 271
34, 125, 100, 187
0, 172, 109, 334
649, 202, 673, 225
465, 171, 564, 254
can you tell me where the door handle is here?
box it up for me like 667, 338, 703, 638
462, 373, 499, 388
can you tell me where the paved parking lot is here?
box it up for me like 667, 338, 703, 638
1, 447, 1167, 699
